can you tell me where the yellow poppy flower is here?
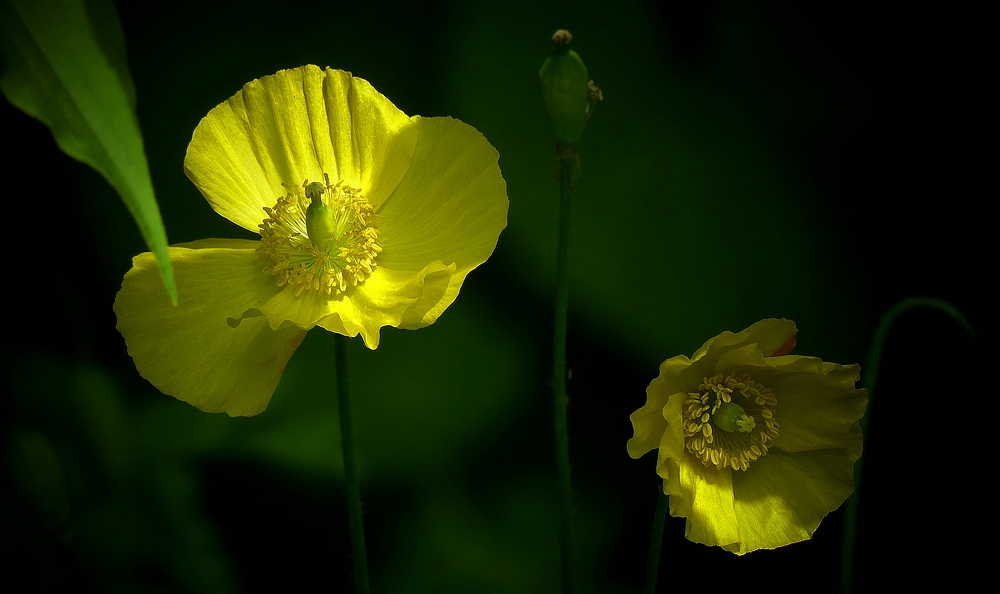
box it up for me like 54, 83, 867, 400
627, 319, 867, 554
114, 66, 508, 417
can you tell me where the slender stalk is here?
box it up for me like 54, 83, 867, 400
552, 153, 576, 594
335, 333, 370, 594
839, 297, 973, 594
643, 486, 669, 594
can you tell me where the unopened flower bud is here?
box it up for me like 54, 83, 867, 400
539, 30, 594, 146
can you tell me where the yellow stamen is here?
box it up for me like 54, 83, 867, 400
257, 174, 381, 296
681, 373, 778, 471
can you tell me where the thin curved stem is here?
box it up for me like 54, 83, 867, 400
643, 485, 670, 594
553, 154, 576, 594
839, 297, 974, 594
335, 333, 370, 594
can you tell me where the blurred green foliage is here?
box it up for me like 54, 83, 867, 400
0, 0, 980, 592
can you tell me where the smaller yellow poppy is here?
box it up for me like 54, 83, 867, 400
628, 319, 867, 554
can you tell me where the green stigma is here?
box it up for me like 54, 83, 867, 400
305, 181, 325, 201
304, 181, 338, 251
713, 402, 756, 433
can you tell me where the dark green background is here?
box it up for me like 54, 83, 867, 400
1, 1, 983, 592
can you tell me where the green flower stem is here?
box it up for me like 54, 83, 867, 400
552, 153, 577, 594
839, 297, 974, 594
643, 485, 670, 594
335, 333, 370, 594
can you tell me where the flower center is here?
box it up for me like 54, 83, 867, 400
681, 373, 779, 471
257, 175, 382, 296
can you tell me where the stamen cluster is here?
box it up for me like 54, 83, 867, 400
682, 373, 779, 471
258, 176, 382, 296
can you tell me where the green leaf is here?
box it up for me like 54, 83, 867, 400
0, 0, 177, 304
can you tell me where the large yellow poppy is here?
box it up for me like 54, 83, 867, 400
114, 66, 508, 416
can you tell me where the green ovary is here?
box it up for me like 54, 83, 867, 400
305, 182, 339, 251
713, 402, 756, 433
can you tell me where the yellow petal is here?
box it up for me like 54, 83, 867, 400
662, 453, 740, 550
114, 239, 306, 416
731, 448, 858, 554
627, 355, 693, 459
660, 391, 689, 456
377, 116, 507, 268
767, 357, 867, 456
378, 116, 509, 326
690, 318, 798, 371
184, 66, 416, 233
655, 392, 739, 549
254, 260, 456, 349
713, 342, 768, 374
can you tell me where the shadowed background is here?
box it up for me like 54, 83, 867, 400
1, 1, 983, 592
